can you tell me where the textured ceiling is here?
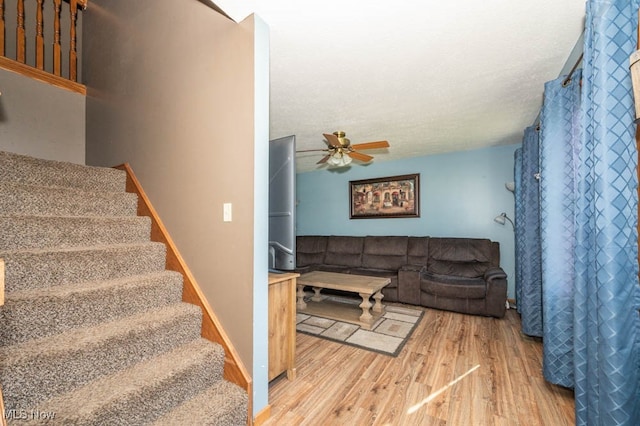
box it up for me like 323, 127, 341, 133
213, 1, 586, 172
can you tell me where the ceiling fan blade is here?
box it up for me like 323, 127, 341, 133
317, 155, 331, 164
348, 151, 374, 162
323, 133, 341, 147
350, 141, 390, 150
296, 148, 329, 153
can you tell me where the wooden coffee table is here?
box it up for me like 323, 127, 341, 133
296, 271, 391, 330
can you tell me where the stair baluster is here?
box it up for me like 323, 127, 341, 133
36, 0, 44, 69
0, 0, 5, 56
68, 0, 77, 81
53, 0, 61, 76
0, 0, 86, 93
15, 0, 24, 62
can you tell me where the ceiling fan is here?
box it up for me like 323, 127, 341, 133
298, 131, 390, 167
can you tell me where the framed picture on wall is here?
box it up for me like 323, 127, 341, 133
349, 173, 420, 219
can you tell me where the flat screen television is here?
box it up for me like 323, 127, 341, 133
268, 135, 296, 271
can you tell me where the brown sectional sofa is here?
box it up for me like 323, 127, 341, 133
295, 235, 508, 318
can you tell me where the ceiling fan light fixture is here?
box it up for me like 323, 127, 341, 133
311, 131, 389, 167
328, 151, 352, 167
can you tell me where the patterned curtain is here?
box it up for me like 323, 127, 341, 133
572, 0, 640, 424
514, 1, 640, 423
516, 126, 543, 337
538, 72, 582, 388
513, 147, 523, 310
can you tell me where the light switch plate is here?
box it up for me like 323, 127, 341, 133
223, 203, 232, 222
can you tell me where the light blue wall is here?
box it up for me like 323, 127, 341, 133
296, 144, 519, 299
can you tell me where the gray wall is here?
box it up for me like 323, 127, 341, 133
83, 0, 269, 414
0, 68, 85, 163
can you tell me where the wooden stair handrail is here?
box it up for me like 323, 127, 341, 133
114, 164, 253, 425
0, 56, 85, 94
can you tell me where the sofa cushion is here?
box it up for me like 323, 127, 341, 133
324, 236, 364, 267
407, 237, 430, 265
316, 264, 350, 274
420, 272, 486, 299
296, 236, 328, 266
428, 238, 492, 263
428, 260, 490, 278
361, 236, 408, 270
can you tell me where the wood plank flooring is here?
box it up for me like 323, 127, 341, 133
264, 306, 574, 426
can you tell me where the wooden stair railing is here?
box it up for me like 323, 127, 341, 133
0, 0, 87, 94
114, 164, 253, 425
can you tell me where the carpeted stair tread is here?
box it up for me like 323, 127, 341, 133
0, 151, 126, 192
0, 242, 167, 292
0, 215, 151, 250
1, 271, 184, 346
0, 303, 203, 410
31, 339, 228, 425
0, 181, 138, 217
0, 150, 248, 423
152, 379, 249, 426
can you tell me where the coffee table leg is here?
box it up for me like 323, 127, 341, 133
296, 284, 307, 310
311, 287, 323, 302
359, 292, 373, 323
372, 290, 385, 313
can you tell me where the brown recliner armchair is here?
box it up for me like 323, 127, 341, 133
419, 238, 507, 318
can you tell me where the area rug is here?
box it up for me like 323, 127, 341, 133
296, 296, 424, 357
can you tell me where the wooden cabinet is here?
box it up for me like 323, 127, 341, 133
268, 272, 299, 381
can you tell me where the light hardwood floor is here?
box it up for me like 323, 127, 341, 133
264, 306, 574, 425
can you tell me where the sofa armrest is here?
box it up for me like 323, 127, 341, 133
398, 264, 426, 304
483, 267, 507, 317
484, 267, 507, 283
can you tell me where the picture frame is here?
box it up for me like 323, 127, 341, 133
349, 173, 420, 219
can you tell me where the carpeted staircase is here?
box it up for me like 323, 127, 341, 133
0, 151, 248, 425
